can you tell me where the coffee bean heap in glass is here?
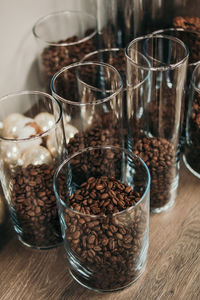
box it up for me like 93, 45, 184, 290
11, 164, 62, 247
0, 108, 64, 248
41, 30, 97, 92
67, 113, 122, 157
173, 16, 200, 32
132, 137, 176, 210
62, 175, 147, 290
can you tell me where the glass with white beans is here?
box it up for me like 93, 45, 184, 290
0, 91, 66, 249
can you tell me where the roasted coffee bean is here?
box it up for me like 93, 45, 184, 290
11, 163, 62, 247
132, 136, 176, 210
40, 30, 97, 92
63, 175, 147, 290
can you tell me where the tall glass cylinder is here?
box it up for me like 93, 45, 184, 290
152, 28, 200, 149
126, 35, 188, 213
0, 91, 66, 249
97, 0, 119, 48
54, 145, 150, 292
51, 62, 123, 156
81, 48, 128, 147
32, 10, 98, 92
183, 64, 200, 178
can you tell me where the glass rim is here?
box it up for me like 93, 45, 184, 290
191, 63, 200, 92
125, 47, 151, 89
126, 34, 189, 71
80, 47, 127, 90
152, 27, 200, 67
51, 61, 123, 106
0, 90, 63, 142
32, 10, 97, 46
81, 47, 125, 62
53, 145, 151, 219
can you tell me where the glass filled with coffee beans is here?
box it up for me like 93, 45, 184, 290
32, 10, 97, 92
53, 145, 150, 292
152, 28, 200, 150
126, 35, 188, 213
183, 63, 200, 178
51, 61, 124, 155
0, 91, 66, 249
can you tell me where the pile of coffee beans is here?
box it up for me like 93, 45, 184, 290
67, 112, 123, 157
11, 163, 62, 248
184, 91, 200, 174
67, 176, 141, 214
177, 32, 200, 65
173, 16, 200, 32
62, 176, 147, 290
132, 136, 176, 210
40, 30, 97, 91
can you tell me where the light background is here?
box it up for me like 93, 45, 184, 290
0, 0, 97, 96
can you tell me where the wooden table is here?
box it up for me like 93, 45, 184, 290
0, 161, 199, 300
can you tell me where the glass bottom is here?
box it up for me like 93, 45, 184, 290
183, 154, 200, 179
150, 187, 177, 214
18, 235, 63, 250
150, 197, 175, 214
69, 263, 146, 293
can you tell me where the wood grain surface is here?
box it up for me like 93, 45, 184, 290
0, 161, 199, 300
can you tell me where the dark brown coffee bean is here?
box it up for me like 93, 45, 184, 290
72, 231, 81, 240
88, 234, 96, 244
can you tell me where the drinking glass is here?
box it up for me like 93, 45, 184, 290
0, 91, 66, 249
51, 61, 123, 156
81, 48, 129, 147
32, 10, 97, 92
126, 35, 188, 213
152, 28, 200, 149
53, 145, 150, 292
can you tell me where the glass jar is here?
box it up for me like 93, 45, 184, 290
54, 145, 150, 292
126, 35, 188, 213
51, 61, 124, 156
0, 91, 66, 249
33, 10, 97, 92
152, 28, 200, 150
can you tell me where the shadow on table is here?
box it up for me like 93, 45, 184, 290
0, 211, 14, 252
